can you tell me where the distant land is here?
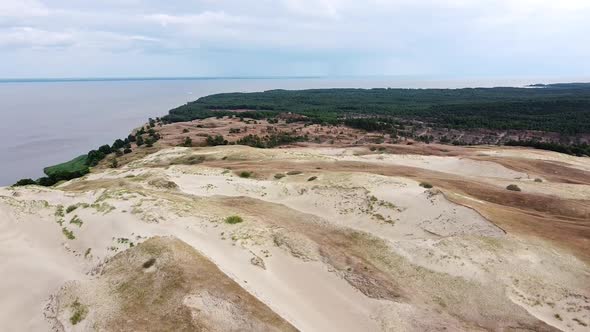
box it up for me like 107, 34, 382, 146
0, 76, 322, 83
15, 81, 589, 188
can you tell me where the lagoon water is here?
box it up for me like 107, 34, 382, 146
0, 76, 583, 185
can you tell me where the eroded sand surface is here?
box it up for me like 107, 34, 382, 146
1, 144, 589, 331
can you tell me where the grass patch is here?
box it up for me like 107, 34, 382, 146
225, 215, 244, 224
55, 205, 64, 217
170, 155, 205, 165
506, 184, 521, 191
69, 215, 83, 227
307, 176, 318, 181
69, 299, 88, 325
274, 173, 286, 179
286, 171, 302, 175
419, 182, 433, 189
239, 171, 252, 178
84, 248, 92, 258
62, 227, 75, 240
44, 155, 89, 178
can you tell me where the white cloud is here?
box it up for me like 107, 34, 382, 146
0, 27, 73, 48
1, 0, 589, 77
0, 0, 49, 19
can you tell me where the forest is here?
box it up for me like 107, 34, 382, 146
162, 83, 590, 135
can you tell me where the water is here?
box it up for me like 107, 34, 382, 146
0, 76, 586, 185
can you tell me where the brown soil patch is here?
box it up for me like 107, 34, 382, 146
204, 158, 590, 263
53, 236, 297, 332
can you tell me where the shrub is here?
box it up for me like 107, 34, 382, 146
62, 227, 75, 240
69, 299, 88, 325
506, 184, 521, 191
110, 158, 118, 168
14, 178, 36, 186
182, 137, 192, 147
182, 128, 189, 133
123, 148, 132, 154
420, 182, 433, 189
225, 215, 244, 224
274, 173, 286, 179
142, 257, 156, 269
307, 176, 318, 181
534, 178, 543, 183
239, 171, 252, 178
286, 171, 302, 175
69, 215, 83, 227
66, 205, 78, 213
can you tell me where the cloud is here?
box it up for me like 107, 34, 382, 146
0, 0, 589, 77
0, 27, 73, 49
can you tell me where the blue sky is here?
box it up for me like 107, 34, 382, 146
1, 0, 589, 78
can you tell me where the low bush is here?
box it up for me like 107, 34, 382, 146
274, 173, 286, 179
419, 182, 433, 189
307, 176, 318, 181
225, 215, 244, 224
69, 299, 88, 325
506, 184, 521, 191
239, 171, 252, 178
142, 257, 156, 269
13, 178, 36, 186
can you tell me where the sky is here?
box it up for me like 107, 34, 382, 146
0, 0, 589, 78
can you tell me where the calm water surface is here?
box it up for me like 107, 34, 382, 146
0, 76, 583, 185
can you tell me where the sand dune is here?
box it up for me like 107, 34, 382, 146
1, 144, 589, 331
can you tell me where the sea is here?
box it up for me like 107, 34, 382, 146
0, 76, 586, 185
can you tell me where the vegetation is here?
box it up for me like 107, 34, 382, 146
274, 173, 286, 179
62, 227, 75, 240
239, 171, 252, 178
13, 178, 37, 186
69, 215, 83, 227
182, 137, 193, 147
420, 182, 433, 189
66, 205, 78, 213
142, 257, 156, 269
162, 85, 590, 134
505, 140, 590, 157
44, 155, 90, 178
69, 299, 88, 325
307, 176, 318, 181
224, 215, 244, 224
110, 158, 119, 168
506, 184, 522, 192
286, 171, 302, 175
206, 135, 227, 146
23, 118, 163, 187
236, 133, 306, 148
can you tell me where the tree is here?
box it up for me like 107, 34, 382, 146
123, 147, 132, 154
136, 135, 144, 146
182, 137, 192, 147
98, 144, 112, 155
86, 150, 106, 166
128, 134, 136, 142
14, 178, 36, 186
110, 158, 119, 168
112, 139, 125, 150
205, 135, 226, 146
